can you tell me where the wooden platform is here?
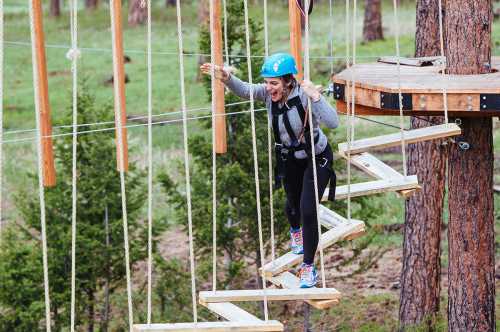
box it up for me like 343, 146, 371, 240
199, 288, 342, 303
133, 321, 284, 332
332, 56, 500, 116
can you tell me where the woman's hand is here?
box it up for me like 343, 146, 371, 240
200, 63, 230, 82
300, 79, 321, 102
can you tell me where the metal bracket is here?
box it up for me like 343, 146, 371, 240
380, 92, 413, 110
479, 94, 500, 111
332, 83, 345, 101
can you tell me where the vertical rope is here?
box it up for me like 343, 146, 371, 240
109, 1, 133, 329
146, 0, 153, 324
263, 0, 275, 263
222, 0, 229, 64
28, 0, 51, 330
175, 0, 198, 323
329, 0, 334, 74
209, 0, 218, 293
392, 0, 407, 177
68, 0, 79, 328
303, 0, 326, 288
345, 0, 353, 223
0, 0, 3, 242
437, 0, 449, 123
243, 0, 269, 320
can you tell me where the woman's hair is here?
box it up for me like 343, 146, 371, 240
281, 74, 297, 101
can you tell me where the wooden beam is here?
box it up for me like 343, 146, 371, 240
111, 0, 129, 171
288, 0, 302, 80
269, 272, 340, 310
201, 302, 262, 323
261, 219, 365, 277
338, 123, 461, 155
31, 0, 56, 187
199, 288, 341, 303
323, 176, 420, 201
133, 321, 284, 332
211, 0, 226, 153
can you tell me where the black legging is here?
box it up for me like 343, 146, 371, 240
283, 143, 334, 265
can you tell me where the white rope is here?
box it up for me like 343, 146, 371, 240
109, 0, 133, 329
4, 100, 252, 136
146, 0, 153, 324
4, 40, 387, 59
243, 0, 269, 320
329, 0, 334, 74
392, 0, 407, 177
176, 0, 198, 323
28, 0, 51, 330
437, 0, 449, 123
209, 0, 218, 293
0, 0, 3, 241
345, 0, 354, 223
2, 108, 268, 145
263, 0, 275, 264
303, 0, 326, 288
68, 0, 79, 328
222, 0, 229, 65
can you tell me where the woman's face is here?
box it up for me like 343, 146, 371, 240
264, 77, 285, 102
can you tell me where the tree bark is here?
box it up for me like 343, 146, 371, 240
85, 0, 98, 10
50, 0, 60, 17
362, 0, 383, 42
445, 2, 495, 331
399, 2, 445, 329
128, 0, 147, 26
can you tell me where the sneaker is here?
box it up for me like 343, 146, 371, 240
299, 263, 318, 288
290, 228, 304, 255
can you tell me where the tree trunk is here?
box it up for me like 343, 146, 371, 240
398, 2, 444, 330
362, 0, 383, 42
445, 2, 495, 331
50, 0, 60, 17
85, 0, 98, 10
128, 0, 147, 26
87, 290, 95, 332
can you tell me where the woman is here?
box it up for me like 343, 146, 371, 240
200, 53, 338, 288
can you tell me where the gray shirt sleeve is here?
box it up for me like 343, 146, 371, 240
224, 75, 268, 102
310, 94, 339, 129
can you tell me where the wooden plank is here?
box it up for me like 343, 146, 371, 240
199, 288, 341, 303
494, 185, 500, 192
31, 0, 56, 187
338, 123, 461, 155
412, 93, 481, 112
323, 176, 419, 201
261, 219, 365, 277
378, 56, 442, 67
201, 302, 262, 323
269, 272, 340, 310
133, 321, 284, 332
111, 0, 129, 172
343, 86, 381, 109
349, 153, 403, 179
288, 0, 302, 81
211, 0, 226, 154
333, 58, 500, 94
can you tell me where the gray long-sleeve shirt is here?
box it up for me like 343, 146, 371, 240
225, 75, 339, 159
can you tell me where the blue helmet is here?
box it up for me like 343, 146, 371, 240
260, 53, 298, 78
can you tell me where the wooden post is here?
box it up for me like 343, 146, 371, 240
32, 0, 56, 187
211, 0, 226, 154
288, 0, 303, 81
111, 0, 129, 171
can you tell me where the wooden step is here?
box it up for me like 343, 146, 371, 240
201, 302, 262, 323
323, 176, 419, 201
133, 321, 284, 332
199, 288, 341, 303
261, 219, 365, 277
338, 123, 461, 155
347, 153, 420, 198
269, 272, 340, 310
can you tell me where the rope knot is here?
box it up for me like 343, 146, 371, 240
66, 48, 81, 61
